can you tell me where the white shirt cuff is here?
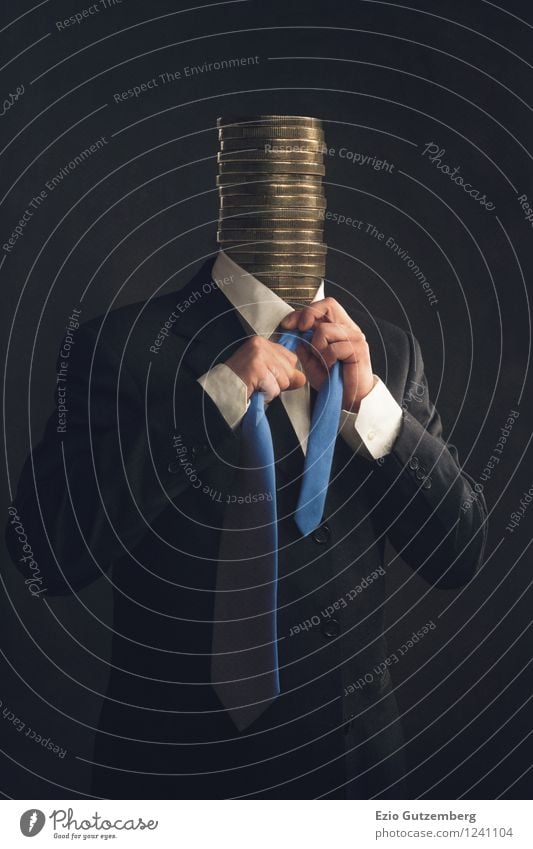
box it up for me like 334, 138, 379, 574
339, 376, 402, 459
197, 364, 249, 430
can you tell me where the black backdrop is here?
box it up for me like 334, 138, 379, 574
1, 0, 532, 799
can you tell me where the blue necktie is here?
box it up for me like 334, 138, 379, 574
280, 330, 344, 536
211, 330, 343, 730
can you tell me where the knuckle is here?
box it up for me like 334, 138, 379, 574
249, 335, 264, 350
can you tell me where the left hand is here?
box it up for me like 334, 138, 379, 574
280, 297, 376, 412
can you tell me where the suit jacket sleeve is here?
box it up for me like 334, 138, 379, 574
368, 331, 487, 588
6, 323, 237, 594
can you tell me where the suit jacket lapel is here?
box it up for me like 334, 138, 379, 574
173, 262, 305, 472
171, 258, 247, 378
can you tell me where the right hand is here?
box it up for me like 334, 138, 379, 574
224, 336, 306, 402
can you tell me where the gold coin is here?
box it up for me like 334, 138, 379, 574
217, 115, 323, 129
218, 185, 324, 198
261, 284, 322, 303
224, 244, 326, 266
217, 228, 324, 242
219, 184, 325, 198
219, 138, 328, 153
219, 245, 326, 257
219, 127, 325, 142
220, 195, 326, 208
218, 150, 325, 164
219, 179, 325, 188
218, 242, 325, 253
218, 239, 328, 255
216, 172, 323, 186
224, 251, 327, 264
218, 162, 326, 175
218, 205, 326, 216
228, 260, 326, 274
218, 230, 325, 240
218, 211, 326, 225
255, 274, 323, 285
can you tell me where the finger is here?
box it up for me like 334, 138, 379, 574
321, 339, 359, 368
257, 368, 282, 402
297, 343, 327, 381
280, 310, 301, 329
271, 347, 299, 381
263, 360, 306, 395
270, 362, 292, 391
270, 340, 299, 366
298, 332, 330, 370
287, 368, 307, 391
310, 322, 350, 351
293, 298, 348, 331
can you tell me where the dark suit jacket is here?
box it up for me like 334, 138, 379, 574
7, 258, 487, 799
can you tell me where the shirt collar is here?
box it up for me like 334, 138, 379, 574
212, 250, 324, 338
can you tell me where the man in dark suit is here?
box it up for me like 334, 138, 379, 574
7, 249, 486, 800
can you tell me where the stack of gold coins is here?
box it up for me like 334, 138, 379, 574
216, 115, 327, 304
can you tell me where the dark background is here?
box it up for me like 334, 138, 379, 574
1, 0, 532, 799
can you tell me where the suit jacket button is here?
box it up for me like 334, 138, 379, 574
312, 523, 331, 545
321, 618, 340, 638
167, 461, 181, 474
191, 443, 209, 458
423, 478, 432, 489
408, 456, 419, 470
415, 468, 426, 481
344, 715, 355, 734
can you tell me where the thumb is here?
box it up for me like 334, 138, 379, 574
289, 369, 307, 390
280, 310, 299, 329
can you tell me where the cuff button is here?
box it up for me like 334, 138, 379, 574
321, 618, 340, 638
191, 443, 209, 458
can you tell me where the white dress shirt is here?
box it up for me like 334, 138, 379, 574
197, 251, 402, 459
